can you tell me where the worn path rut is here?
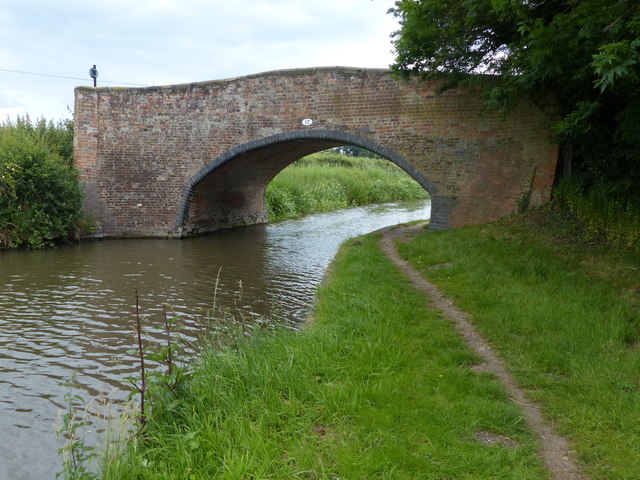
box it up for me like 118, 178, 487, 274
377, 223, 588, 480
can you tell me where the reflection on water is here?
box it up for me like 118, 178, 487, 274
0, 199, 430, 479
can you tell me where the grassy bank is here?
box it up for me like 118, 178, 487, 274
81, 207, 640, 479
397, 214, 640, 479
97, 234, 547, 479
266, 152, 429, 221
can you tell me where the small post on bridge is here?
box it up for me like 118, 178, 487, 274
89, 65, 98, 87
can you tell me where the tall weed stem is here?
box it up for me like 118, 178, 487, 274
133, 289, 147, 428
162, 305, 173, 377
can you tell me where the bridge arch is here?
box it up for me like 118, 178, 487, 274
175, 129, 436, 235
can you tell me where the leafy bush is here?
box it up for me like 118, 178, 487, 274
0, 116, 83, 249
553, 177, 640, 249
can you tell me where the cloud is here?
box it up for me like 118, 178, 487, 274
0, 0, 398, 119
0, 91, 24, 109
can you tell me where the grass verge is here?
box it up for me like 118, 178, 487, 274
266, 152, 429, 221
397, 213, 640, 479
99, 234, 546, 479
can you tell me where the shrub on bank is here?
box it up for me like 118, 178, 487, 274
552, 177, 640, 249
0, 117, 83, 249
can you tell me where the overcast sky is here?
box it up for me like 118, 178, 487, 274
0, 0, 400, 121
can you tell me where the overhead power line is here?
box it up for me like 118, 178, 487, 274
0, 67, 148, 87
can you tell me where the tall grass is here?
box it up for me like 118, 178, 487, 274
266, 152, 429, 221
99, 235, 546, 479
398, 217, 640, 479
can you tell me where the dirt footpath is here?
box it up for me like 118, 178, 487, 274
378, 223, 588, 480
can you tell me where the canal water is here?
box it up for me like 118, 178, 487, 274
0, 199, 430, 479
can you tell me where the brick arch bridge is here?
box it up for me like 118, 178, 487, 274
73, 67, 558, 237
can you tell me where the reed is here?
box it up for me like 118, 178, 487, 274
266, 152, 429, 221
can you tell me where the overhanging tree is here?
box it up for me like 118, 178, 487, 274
389, 0, 640, 192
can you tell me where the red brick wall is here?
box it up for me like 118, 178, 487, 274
73, 67, 558, 236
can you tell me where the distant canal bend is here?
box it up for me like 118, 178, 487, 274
0, 199, 430, 480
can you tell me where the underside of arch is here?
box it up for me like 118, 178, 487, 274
175, 130, 437, 236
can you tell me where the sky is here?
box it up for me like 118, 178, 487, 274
0, 0, 400, 121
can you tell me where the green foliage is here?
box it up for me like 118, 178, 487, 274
593, 38, 640, 94
0, 116, 82, 248
389, 0, 640, 186
552, 176, 640, 249
125, 293, 195, 435
266, 152, 429, 221
294, 151, 399, 170
141, 306, 194, 422
56, 376, 99, 480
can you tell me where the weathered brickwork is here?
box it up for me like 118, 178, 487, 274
73, 67, 558, 237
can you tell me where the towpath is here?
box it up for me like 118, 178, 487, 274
378, 223, 588, 480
